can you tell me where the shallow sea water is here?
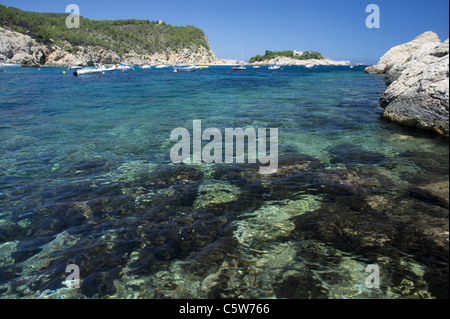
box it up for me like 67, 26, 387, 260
0, 66, 448, 299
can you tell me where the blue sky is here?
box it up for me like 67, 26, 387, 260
1, 0, 448, 63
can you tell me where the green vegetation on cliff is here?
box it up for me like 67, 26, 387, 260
249, 50, 325, 63
0, 5, 210, 55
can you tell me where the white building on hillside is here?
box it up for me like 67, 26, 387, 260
293, 50, 304, 57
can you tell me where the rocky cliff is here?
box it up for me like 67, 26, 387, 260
1, 27, 222, 67
365, 31, 441, 75
366, 32, 449, 137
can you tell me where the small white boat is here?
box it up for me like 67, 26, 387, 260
305, 64, 314, 68
73, 65, 116, 76
116, 63, 133, 71
155, 65, 169, 69
268, 65, 280, 70
253, 66, 261, 69
173, 64, 200, 72
0, 61, 21, 68
68, 65, 83, 70
139, 65, 152, 69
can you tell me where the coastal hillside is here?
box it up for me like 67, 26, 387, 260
0, 5, 220, 66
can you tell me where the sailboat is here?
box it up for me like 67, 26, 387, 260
232, 41, 246, 70
232, 65, 246, 71
0, 38, 21, 68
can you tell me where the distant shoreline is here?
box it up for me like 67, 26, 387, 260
11, 64, 370, 68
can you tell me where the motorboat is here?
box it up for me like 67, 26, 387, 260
116, 63, 133, 71
305, 64, 314, 68
139, 65, 152, 69
253, 66, 261, 68
0, 61, 21, 68
73, 65, 116, 76
173, 64, 200, 72
68, 65, 83, 70
155, 65, 169, 69
268, 65, 280, 70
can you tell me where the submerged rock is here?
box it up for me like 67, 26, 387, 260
382, 150, 449, 185
326, 143, 386, 165
317, 168, 397, 198
410, 181, 449, 208
193, 181, 241, 209
210, 154, 324, 202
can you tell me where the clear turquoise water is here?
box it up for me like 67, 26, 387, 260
0, 66, 448, 299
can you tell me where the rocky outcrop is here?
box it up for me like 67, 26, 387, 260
366, 31, 449, 137
380, 39, 449, 136
1, 27, 50, 66
365, 31, 441, 75
1, 27, 222, 67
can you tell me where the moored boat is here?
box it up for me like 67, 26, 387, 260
0, 62, 21, 68
232, 42, 247, 71
73, 65, 116, 76
116, 63, 133, 71
173, 64, 200, 72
